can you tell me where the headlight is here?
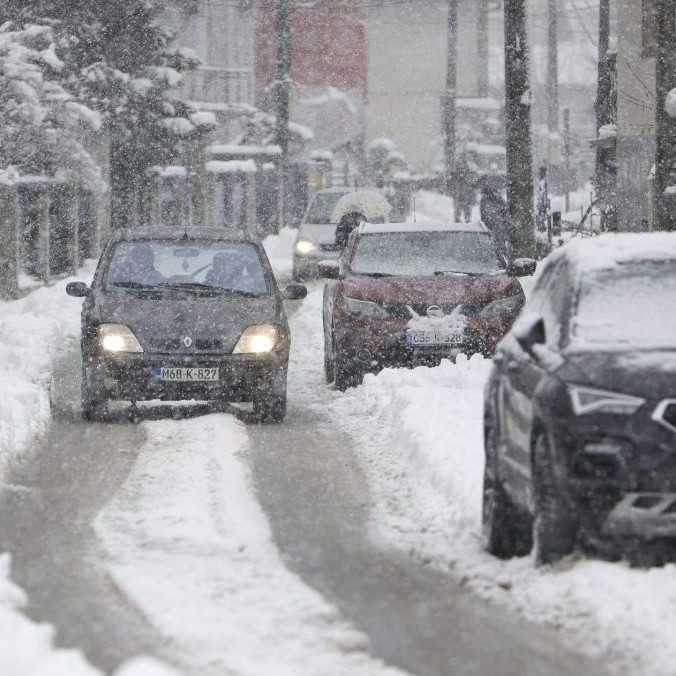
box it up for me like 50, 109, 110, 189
343, 296, 389, 318
99, 324, 143, 353
568, 385, 645, 416
233, 324, 279, 354
479, 294, 523, 320
295, 240, 317, 255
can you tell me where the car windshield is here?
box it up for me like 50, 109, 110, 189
573, 261, 676, 349
304, 191, 350, 223
349, 231, 502, 276
105, 240, 269, 296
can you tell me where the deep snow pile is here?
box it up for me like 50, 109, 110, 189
290, 286, 676, 676
95, 415, 405, 676
0, 263, 95, 480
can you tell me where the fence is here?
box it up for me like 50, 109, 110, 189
0, 176, 106, 300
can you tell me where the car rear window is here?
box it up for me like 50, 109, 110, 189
105, 240, 270, 295
573, 261, 676, 349
350, 231, 502, 276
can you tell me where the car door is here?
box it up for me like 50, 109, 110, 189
496, 263, 558, 506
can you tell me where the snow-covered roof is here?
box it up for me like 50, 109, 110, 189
205, 160, 257, 174
207, 144, 282, 157
360, 222, 487, 235
466, 142, 506, 156
551, 233, 676, 273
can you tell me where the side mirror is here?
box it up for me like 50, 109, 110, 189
512, 312, 545, 352
284, 283, 308, 300
507, 258, 537, 277
66, 281, 90, 298
318, 260, 340, 279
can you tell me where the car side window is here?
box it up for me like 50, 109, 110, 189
539, 260, 572, 350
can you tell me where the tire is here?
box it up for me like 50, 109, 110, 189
532, 433, 577, 565
482, 424, 531, 558
81, 364, 108, 422
333, 349, 362, 391
253, 391, 287, 423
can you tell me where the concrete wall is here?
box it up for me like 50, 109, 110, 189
615, 0, 656, 230
367, 0, 486, 172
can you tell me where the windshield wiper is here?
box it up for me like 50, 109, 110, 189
355, 272, 395, 278
111, 281, 159, 290
157, 282, 262, 297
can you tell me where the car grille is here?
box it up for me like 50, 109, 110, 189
383, 302, 484, 319
147, 338, 225, 353
652, 400, 676, 433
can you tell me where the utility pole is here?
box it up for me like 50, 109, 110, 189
444, 0, 458, 204
563, 107, 571, 213
275, 0, 291, 233
504, 0, 535, 257
477, 0, 489, 98
654, 0, 676, 230
594, 0, 611, 199
547, 0, 559, 164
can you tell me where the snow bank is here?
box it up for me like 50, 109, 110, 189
263, 226, 297, 281
95, 415, 404, 676
0, 263, 96, 479
286, 284, 676, 675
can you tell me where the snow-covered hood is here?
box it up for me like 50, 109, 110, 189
90, 291, 281, 353
297, 223, 338, 245
560, 350, 676, 400
342, 273, 523, 308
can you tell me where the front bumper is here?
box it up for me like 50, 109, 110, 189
85, 351, 287, 402
293, 249, 339, 279
334, 321, 490, 370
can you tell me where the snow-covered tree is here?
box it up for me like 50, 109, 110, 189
3, 0, 200, 226
0, 22, 103, 190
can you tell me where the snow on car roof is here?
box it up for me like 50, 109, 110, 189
359, 221, 487, 235
113, 227, 253, 242
553, 232, 676, 272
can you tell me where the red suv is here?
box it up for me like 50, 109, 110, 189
321, 222, 536, 389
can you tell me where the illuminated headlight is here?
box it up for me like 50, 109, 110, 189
233, 324, 279, 354
568, 385, 645, 416
479, 294, 523, 320
295, 240, 317, 255
343, 296, 389, 318
99, 324, 143, 353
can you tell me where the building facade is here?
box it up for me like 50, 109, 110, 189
366, 0, 493, 173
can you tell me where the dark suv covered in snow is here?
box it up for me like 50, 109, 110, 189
483, 234, 676, 564
320, 222, 535, 389
66, 227, 306, 422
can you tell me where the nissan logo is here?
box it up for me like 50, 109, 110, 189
426, 305, 444, 318
183, 336, 193, 348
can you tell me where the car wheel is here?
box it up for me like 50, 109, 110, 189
482, 423, 530, 558
81, 364, 107, 422
532, 433, 577, 565
334, 349, 362, 391
253, 391, 287, 423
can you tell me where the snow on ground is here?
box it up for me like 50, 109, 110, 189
263, 226, 297, 282
95, 415, 405, 676
0, 262, 96, 482
287, 276, 676, 676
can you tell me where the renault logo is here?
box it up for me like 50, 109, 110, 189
183, 336, 193, 348
426, 305, 444, 318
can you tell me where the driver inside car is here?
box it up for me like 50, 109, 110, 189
110, 244, 165, 286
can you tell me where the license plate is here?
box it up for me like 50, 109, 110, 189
152, 367, 219, 382
406, 330, 463, 347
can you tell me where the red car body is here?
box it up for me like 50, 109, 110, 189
322, 222, 534, 389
